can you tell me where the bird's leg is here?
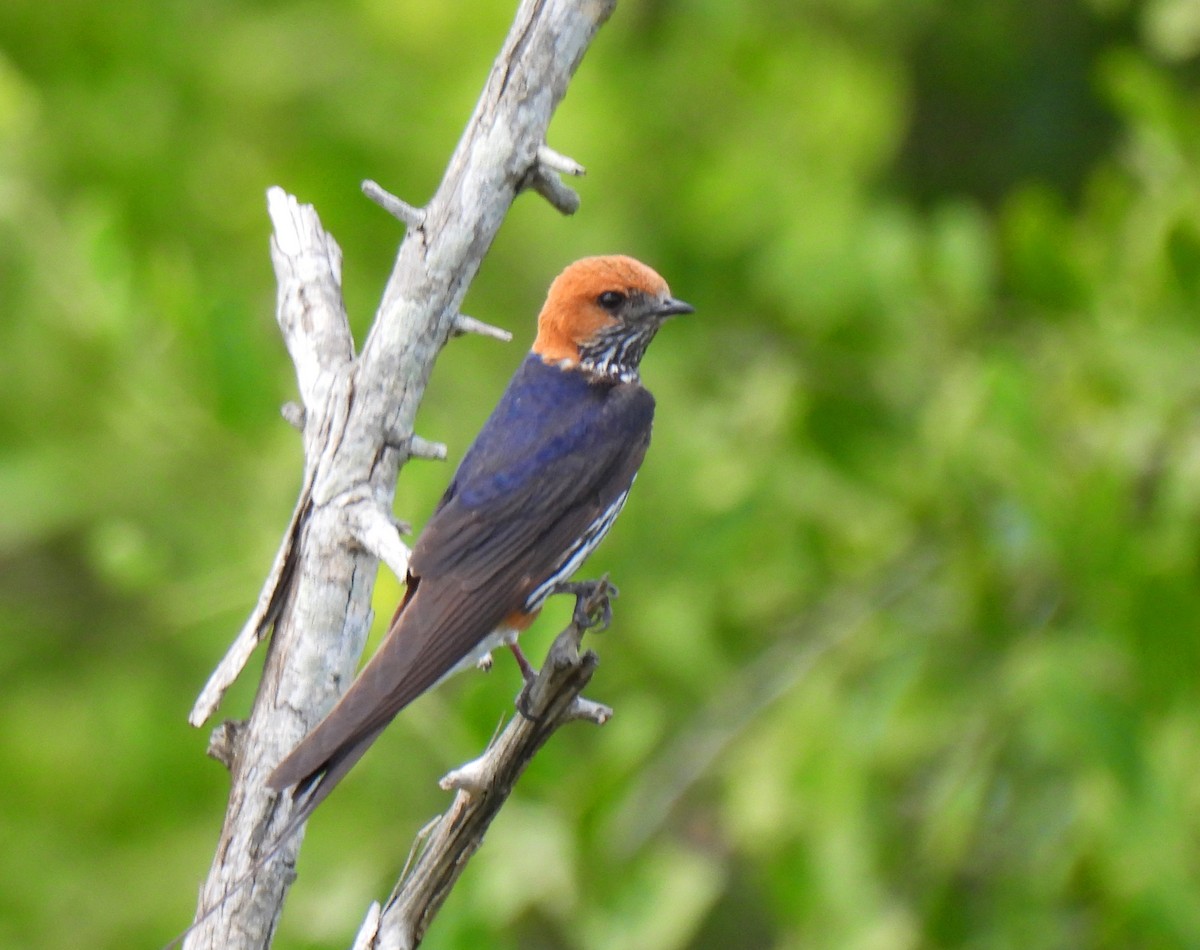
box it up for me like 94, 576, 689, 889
509, 642, 537, 683
548, 575, 619, 631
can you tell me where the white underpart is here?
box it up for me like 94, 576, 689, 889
526, 486, 631, 609
439, 625, 520, 685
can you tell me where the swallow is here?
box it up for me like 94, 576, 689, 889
268, 254, 692, 820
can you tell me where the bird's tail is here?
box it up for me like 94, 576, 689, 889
274, 723, 386, 820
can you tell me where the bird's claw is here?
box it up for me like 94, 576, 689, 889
549, 575, 619, 632
511, 642, 545, 723
515, 682, 545, 724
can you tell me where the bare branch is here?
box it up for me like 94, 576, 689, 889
352, 904, 383, 950
537, 144, 586, 177
188, 477, 309, 728
280, 401, 305, 430
362, 179, 427, 230
407, 435, 448, 461
526, 166, 582, 215
190, 192, 353, 729
452, 313, 513, 342
522, 145, 586, 214
345, 498, 412, 582
268, 187, 354, 411
206, 720, 245, 772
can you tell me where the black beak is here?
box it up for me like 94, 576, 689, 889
656, 297, 695, 317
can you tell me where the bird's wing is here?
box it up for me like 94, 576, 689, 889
412, 381, 654, 586
268, 380, 654, 795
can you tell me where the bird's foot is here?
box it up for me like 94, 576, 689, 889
512, 643, 544, 723
514, 579, 616, 723
476, 651, 494, 673
509, 641, 537, 683
515, 686, 543, 723
549, 575, 619, 632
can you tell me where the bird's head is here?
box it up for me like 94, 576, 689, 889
532, 255, 693, 383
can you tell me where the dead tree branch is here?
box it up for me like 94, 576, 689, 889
183, 1, 617, 947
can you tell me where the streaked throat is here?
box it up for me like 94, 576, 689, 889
576, 323, 661, 383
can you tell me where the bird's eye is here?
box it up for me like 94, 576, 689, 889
597, 290, 626, 310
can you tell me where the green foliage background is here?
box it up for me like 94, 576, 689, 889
3, 0, 1200, 947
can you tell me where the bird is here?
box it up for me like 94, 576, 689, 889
267, 254, 692, 823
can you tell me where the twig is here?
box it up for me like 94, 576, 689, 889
452, 314, 513, 342
187, 477, 309, 729
362, 179, 427, 230
406, 435, 448, 461
345, 497, 412, 582
536, 144, 586, 177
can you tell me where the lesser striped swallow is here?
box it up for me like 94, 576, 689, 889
267, 254, 692, 819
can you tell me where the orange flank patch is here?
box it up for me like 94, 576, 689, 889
502, 606, 541, 632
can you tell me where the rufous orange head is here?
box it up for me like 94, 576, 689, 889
532, 255, 693, 382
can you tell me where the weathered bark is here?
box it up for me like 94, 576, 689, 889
183, 2, 617, 946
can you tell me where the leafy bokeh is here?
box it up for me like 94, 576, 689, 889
4, 0, 1200, 947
